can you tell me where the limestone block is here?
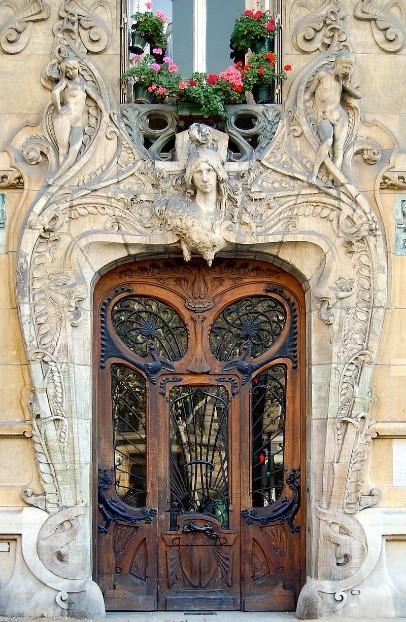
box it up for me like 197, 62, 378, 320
0, 438, 34, 486
372, 363, 406, 421
379, 308, 406, 363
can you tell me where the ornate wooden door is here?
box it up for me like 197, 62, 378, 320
94, 258, 305, 611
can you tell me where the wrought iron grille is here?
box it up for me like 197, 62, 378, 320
111, 364, 147, 508
251, 365, 286, 507
111, 296, 188, 360
169, 385, 229, 529
209, 296, 286, 361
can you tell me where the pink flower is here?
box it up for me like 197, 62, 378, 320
244, 9, 253, 16
157, 86, 168, 95
219, 65, 244, 88
266, 18, 276, 32
168, 63, 179, 72
130, 53, 142, 62
156, 9, 168, 22
178, 80, 188, 90
150, 62, 161, 72
145, 1, 152, 8
152, 47, 162, 54
147, 86, 154, 92
253, 10, 262, 19
163, 55, 172, 63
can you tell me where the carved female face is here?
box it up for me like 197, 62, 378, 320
64, 61, 80, 80
192, 161, 217, 194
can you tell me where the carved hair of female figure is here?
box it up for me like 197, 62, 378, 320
184, 148, 228, 216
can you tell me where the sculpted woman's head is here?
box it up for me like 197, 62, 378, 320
185, 148, 228, 213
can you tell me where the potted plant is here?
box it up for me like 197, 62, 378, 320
176, 66, 245, 119
124, 54, 181, 102
230, 9, 276, 57
130, 7, 168, 53
240, 52, 291, 104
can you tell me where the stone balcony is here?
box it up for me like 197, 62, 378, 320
120, 103, 282, 162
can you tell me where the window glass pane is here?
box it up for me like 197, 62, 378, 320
111, 296, 188, 361
210, 296, 287, 361
112, 364, 147, 507
169, 385, 229, 529
251, 365, 286, 507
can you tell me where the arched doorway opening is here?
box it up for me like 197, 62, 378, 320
93, 257, 306, 611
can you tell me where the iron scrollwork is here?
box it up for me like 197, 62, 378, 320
182, 521, 220, 540
241, 468, 301, 534
98, 468, 157, 534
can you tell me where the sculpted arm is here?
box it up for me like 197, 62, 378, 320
51, 79, 67, 112
304, 72, 321, 102
342, 81, 362, 99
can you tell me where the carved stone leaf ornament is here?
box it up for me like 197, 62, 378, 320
354, 0, 405, 52
0, 0, 50, 54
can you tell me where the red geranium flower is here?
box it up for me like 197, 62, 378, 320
235, 60, 243, 69
266, 52, 276, 62
188, 79, 198, 86
283, 64, 292, 71
266, 18, 276, 32
253, 10, 262, 19
244, 9, 253, 17
207, 73, 218, 85
257, 66, 264, 76
243, 64, 251, 71
234, 84, 243, 93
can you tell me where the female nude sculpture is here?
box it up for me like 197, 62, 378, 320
48, 58, 105, 185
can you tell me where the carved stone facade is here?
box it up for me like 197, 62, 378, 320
0, 0, 405, 619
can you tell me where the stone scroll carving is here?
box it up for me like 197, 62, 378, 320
291, 0, 347, 53
0, 0, 49, 54
354, 0, 405, 52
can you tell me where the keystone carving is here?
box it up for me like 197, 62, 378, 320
155, 124, 243, 266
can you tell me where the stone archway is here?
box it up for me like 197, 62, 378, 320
5, 10, 389, 615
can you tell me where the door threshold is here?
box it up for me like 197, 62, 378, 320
106, 612, 298, 622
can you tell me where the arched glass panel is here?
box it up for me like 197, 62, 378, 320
169, 385, 229, 529
112, 364, 147, 507
251, 365, 286, 507
209, 296, 286, 361
111, 296, 188, 360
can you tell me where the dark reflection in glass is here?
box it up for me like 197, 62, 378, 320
251, 365, 286, 507
169, 386, 229, 529
112, 364, 147, 507
210, 296, 286, 361
111, 296, 188, 361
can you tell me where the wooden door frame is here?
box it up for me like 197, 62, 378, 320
92, 256, 306, 611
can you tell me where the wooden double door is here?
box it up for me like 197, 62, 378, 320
94, 258, 305, 611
